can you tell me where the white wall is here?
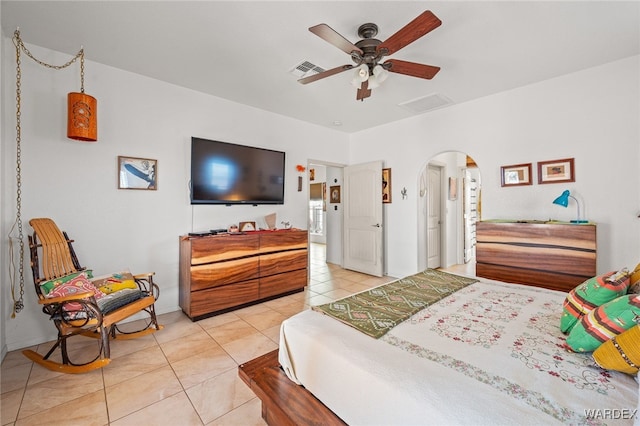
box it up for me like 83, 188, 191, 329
0, 39, 350, 351
350, 56, 640, 279
325, 166, 344, 265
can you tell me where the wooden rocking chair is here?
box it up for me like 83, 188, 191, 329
23, 218, 163, 373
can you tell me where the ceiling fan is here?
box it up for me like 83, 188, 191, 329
299, 10, 442, 101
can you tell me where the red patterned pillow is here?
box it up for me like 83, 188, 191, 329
46, 275, 106, 314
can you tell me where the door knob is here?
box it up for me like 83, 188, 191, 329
372, 224, 381, 227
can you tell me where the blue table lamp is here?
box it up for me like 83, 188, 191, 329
552, 190, 588, 223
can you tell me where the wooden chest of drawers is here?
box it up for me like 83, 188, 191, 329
179, 230, 308, 320
475, 221, 596, 292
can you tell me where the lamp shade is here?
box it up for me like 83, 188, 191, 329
67, 92, 97, 141
552, 190, 570, 207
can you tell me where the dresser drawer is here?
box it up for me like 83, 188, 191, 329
260, 269, 307, 299
260, 249, 308, 277
260, 230, 307, 254
190, 279, 260, 317
190, 257, 260, 291
191, 234, 260, 265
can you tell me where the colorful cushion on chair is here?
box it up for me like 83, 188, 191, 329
46, 274, 106, 315
565, 294, 640, 352
40, 270, 93, 296
560, 270, 630, 334
92, 271, 137, 294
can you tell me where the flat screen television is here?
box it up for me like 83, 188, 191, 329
190, 137, 286, 205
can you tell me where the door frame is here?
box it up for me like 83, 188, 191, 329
306, 159, 346, 267
418, 152, 481, 270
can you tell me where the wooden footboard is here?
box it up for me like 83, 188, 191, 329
238, 350, 346, 426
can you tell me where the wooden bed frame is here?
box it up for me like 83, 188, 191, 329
238, 349, 345, 425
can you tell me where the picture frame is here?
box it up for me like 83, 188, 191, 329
448, 177, 458, 200
239, 221, 256, 232
330, 185, 341, 203
538, 158, 575, 184
118, 156, 157, 190
309, 168, 315, 181
382, 168, 392, 203
500, 163, 532, 187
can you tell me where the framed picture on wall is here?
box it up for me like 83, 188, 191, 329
538, 158, 575, 184
330, 185, 341, 203
118, 156, 157, 190
382, 168, 392, 203
239, 221, 256, 232
500, 163, 532, 187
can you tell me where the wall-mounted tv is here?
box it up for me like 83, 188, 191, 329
190, 137, 286, 205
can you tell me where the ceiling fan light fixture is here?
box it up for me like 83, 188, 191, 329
372, 64, 389, 84
351, 64, 369, 87
368, 64, 388, 89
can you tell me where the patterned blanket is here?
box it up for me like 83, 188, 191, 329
312, 268, 478, 338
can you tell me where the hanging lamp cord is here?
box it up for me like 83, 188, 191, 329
9, 30, 85, 317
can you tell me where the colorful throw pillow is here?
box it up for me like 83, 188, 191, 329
39, 270, 93, 296
92, 271, 137, 294
593, 325, 640, 375
46, 274, 106, 315
627, 263, 640, 294
560, 270, 630, 334
565, 294, 640, 352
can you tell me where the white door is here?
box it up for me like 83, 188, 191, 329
427, 165, 442, 268
343, 161, 383, 276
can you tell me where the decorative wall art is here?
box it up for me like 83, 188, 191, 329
296, 164, 306, 191
538, 158, 575, 184
382, 168, 392, 203
330, 185, 341, 203
309, 168, 315, 181
500, 163, 532, 187
118, 156, 157, 190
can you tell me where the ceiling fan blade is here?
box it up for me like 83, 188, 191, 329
309, 24, 363, 55
377, 10, 442, 56
298, 64, 354, 85
356, 80, 372, 101
385, 59, 440, 79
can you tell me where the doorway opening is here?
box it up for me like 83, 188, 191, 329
306, 161, 344, 267
418, 152, 481, 273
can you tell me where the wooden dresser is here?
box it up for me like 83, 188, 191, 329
179, 229, 308, 320
475, 221, 596, 292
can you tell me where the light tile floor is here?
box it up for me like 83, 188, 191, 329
1, 243, 397, 425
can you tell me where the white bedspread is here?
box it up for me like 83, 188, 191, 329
279, 278, 638, 425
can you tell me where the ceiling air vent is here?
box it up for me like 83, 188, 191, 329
290, 61, 325, 78
399, 93, 453, 114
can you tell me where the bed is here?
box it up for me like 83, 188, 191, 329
240, 269, 639, 425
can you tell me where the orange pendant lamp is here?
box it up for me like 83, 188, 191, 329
67, 50, 97, 141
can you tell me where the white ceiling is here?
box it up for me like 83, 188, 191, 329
2, 1, 639, 133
